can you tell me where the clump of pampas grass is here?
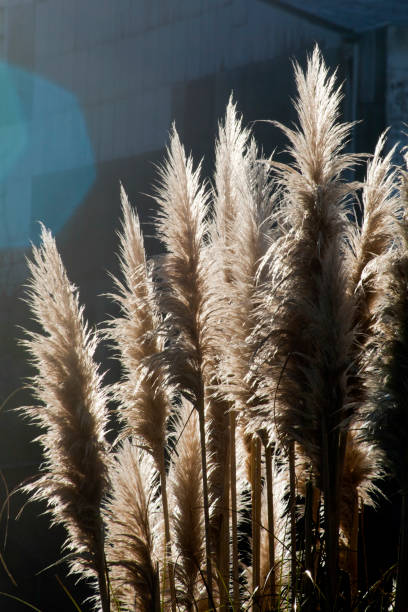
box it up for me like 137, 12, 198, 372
19, 44, 408, 612
249, 46, 379, 609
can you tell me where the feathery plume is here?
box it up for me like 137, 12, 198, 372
350, 133, 398, 288
209, 101, 278, 605
105, 441, 161, 611
169, 401, 204, 609
343, 133, 398, 599
272, 46, 358, 202
349, 133, 399, 338
107, 186, 176, 608
108, 185, 170, 463
21, 226, 110, 610
253, 46, 358, 445
212, 95, 252, 282
252, 46, 358, 607
154, 126, 216, 602
154, 126, 214, 402
361, 183, 408, 609
225, 137, 278, 432
205, 98, 252, 608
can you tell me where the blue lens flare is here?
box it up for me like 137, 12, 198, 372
0, 62, 95, 249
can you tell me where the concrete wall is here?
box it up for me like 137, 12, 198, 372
1, 1, 340, 169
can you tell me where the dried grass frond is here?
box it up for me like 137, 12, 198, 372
344, 132, 399, 474
350, 132, 399, 291
107, 186, 178, 609
153, 125, 219, 599
169, 401, 204, 608
107, 186, 170, 465
339, 433, 382, 544
348, 133, 400, 360
154, 125, 218, 401
362, 250, 408, 485
212, 95, 252, 279
207, 105, 279, 604
247, 48, 362, 607
357, 147, 408, 466
105, 441, 161, 611
202, 100, 251, 599
252, 186, 356, 470
208, 107, 278, 456
227, 141, 278, 440
251, 44, 365, 454
272, 45, 359, 201
21, 226, 109, 585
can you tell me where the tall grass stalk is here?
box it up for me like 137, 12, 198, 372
288, 441, 297, 609
229, 411, 240, 609
259, 46, 361, 609
154, 127, 216, 604
250, 436, 262, 607
21, 226, 110, 611
264, 445, 276, 606
107, 188, 176, 608
361, 152, 408, 611
211, 100, 277, 609
209, 98, 252, 606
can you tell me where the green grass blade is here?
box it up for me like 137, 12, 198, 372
55, 575, 82, 612
0, 549, 17, 587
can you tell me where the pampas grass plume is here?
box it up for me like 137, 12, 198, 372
105, 441, 161, 611
108, 186, 170, 467
154, 125, 216, 601
108, 186, 177, 609
21, 225, 110, 609
169, 401, 204, 609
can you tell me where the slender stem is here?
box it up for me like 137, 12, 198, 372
396, 490, 408, 611
288, 441, 297, 611
96, 566, 110, 612
218, 435, 231, 611
321, 407, 341, 611
304, 481, 313, 574
158, 452, 177, 612
251, 436, 262, 610
230, 412, 240, 610
349, 492, 359, 606
321, 454, 336, 610
197, 393, 214, 607
265, 445, 276, 608
94, 522, 110, 612
359, 506, 368, 593
303, 479, 314, 605
153, 562, 161, 612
